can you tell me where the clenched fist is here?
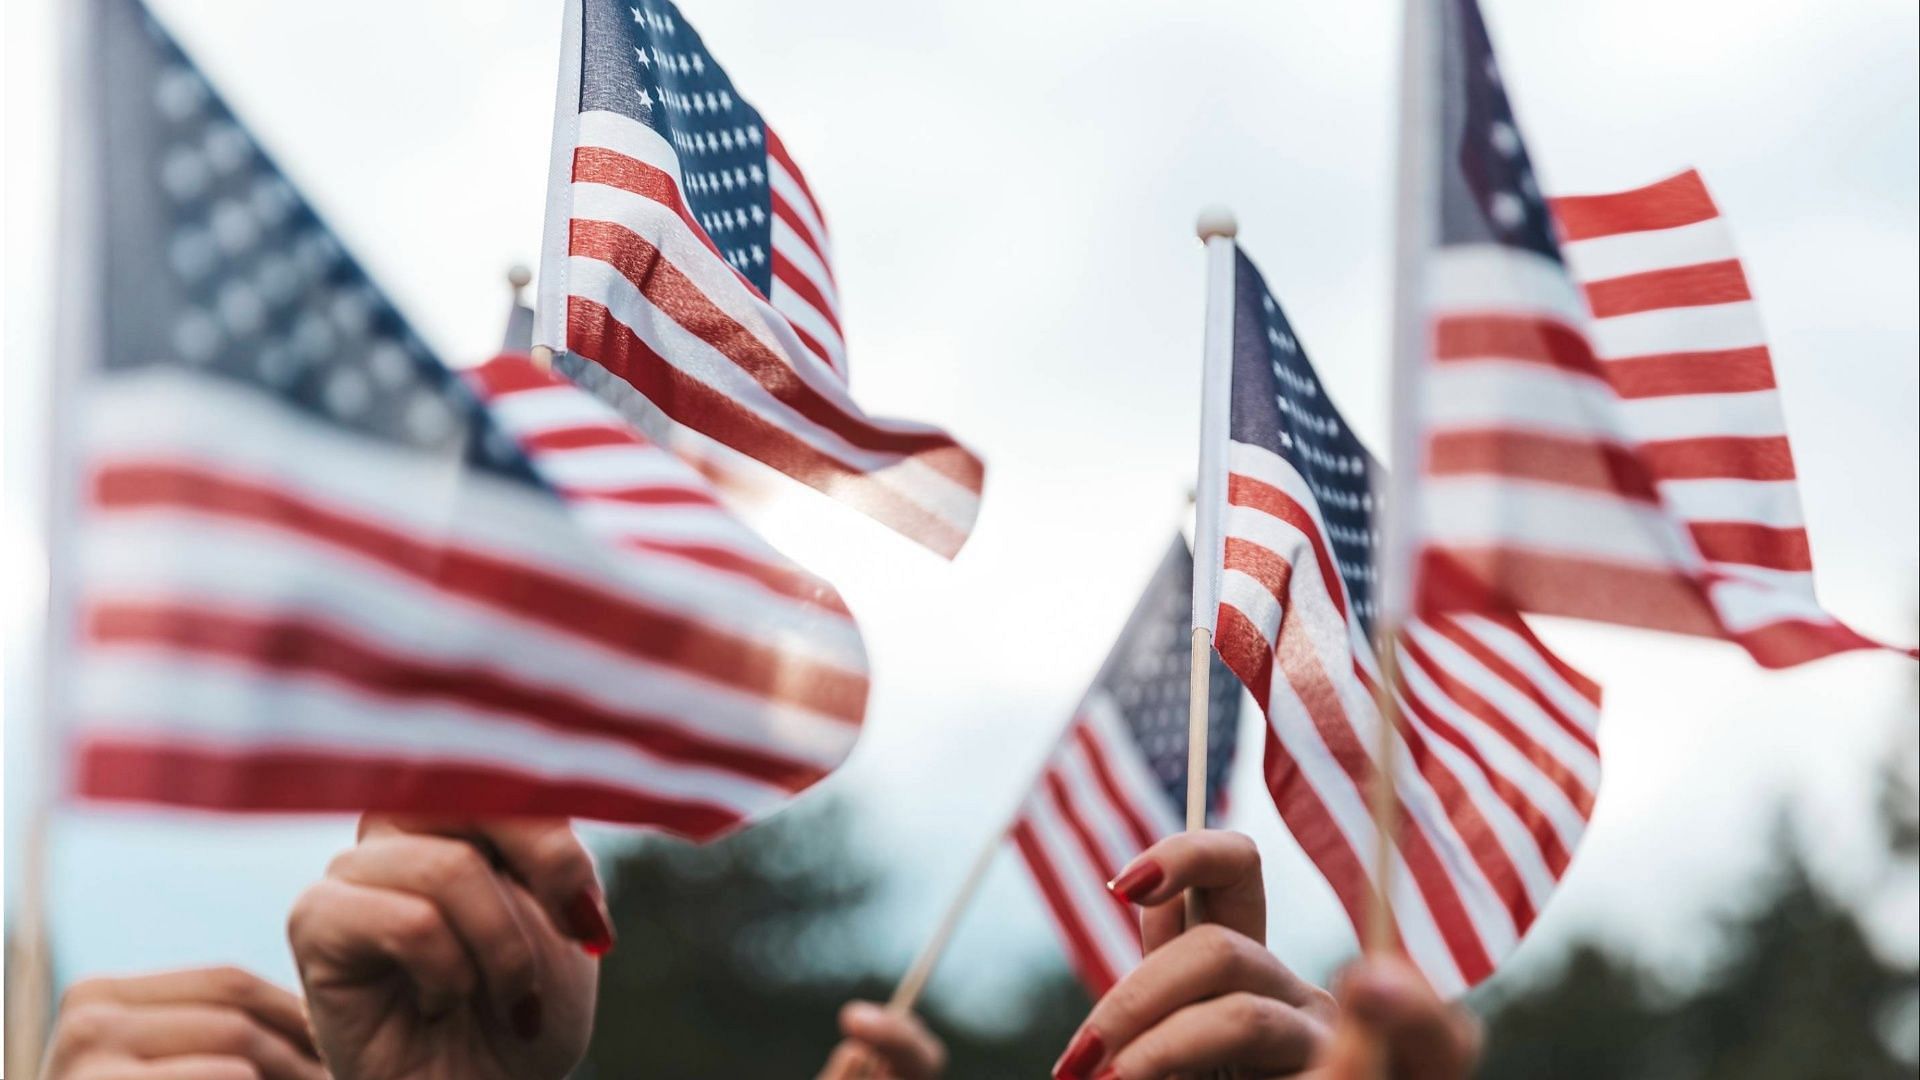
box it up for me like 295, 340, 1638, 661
287, 815, 609, 1080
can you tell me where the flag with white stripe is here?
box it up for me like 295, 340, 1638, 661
61, 0, 867, 838
537, 0, 984, 558
1412, 0, 1913, 668
1196, 247, 1603, 995
1012, 538, 1242, 998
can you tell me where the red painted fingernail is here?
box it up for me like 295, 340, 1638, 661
1092, 1069, 1121, 1080
1052, 1027, 1105, 1079
1107, 859, 1165, 903
511, 993, 543, 1041
565, 887, 616, 956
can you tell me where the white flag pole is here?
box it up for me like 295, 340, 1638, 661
1187, 207, 1239, 929
1366, 0, 1442, 964
9, 0, 110, 1073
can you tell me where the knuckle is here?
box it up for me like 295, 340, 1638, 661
529, 827, 592, 889
1101, 975, 1152, 1027
422, 839, 488, 887
203, 964, 261, 1001
1222, 990, 1276, 1031
202, 1009, 260, 1054
286, 884, 332, 946
389, 897, 450, 953
1120, 1036, 1175, 1078
1220, 829, 1261, 869
58, 977, 111, 1011
323, 848, 356, 880
1190, 922, 1245, 968
492, 932, 538, 990
1303, 982, 1338, 1018
53, 1001, 123, 1048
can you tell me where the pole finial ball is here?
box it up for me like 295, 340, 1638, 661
507, 264, 533, 290
1195, 206, 1238, 241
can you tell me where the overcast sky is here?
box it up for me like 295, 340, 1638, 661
5, 0, 1915, 1030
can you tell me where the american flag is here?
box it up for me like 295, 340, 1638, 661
60, 0, 867, 839
1012, 537, 1242, 998
1196, 247, 1604, 995
1412, 0, 1912, 668
537, 0, 984, 558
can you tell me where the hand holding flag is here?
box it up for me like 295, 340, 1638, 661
1191, 236, 1603, 994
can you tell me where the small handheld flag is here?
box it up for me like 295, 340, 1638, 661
1406, 0, 1913, 667
537, 0, 985, 557
1013, 537, 1243, 997
1193, 241, 1603, 995
56, 0, 868, 838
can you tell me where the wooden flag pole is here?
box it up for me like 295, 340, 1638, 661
1344, 1, 1442, 1075
1187, 206, 1239, 930
1368, 0, 1440, 961
6, 809, 54, 1080
879, 705, 1077, 1020
885, 826, 1000, 1016
1361, 636, 1407, 958
844, 729, 1081, 1080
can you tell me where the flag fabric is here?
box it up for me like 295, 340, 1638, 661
60, 0, 867, 839
1195, 248, 1604, 995
1411, 0, 1911, 668
1012, 538, 1243, 998
536, 0, 984, 558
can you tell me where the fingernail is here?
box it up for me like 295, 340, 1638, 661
1093, 1069, 1121, 1080
1106, 859, 1165, 903
565, 887, 616, 956
1052, 1027, 1105, 1079
511, 993, 543, 1041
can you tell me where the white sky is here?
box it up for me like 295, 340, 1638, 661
5, 0, 1916, 1031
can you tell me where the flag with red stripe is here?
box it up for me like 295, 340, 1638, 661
1196, 246, 1603, 995
1013, 538, 1242, 998
536, 0, 984, 558
1411, 0, 1912, 668
60, 0, 867, 838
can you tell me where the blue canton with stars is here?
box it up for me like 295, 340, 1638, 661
1438, 0, 1558, 261
581, 0, 777, 296
1228, 251, 1383, 638
1090, 538, 1241, 821
95, 0, 539, 487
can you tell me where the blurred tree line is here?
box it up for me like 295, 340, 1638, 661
580, 735, 1919, 1078
1472, 696, 1919, 1080
574, 798, 1088, 1078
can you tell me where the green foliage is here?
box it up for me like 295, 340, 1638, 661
576, 798, 1087, 1079
582, 736, 1920, 1077
1477, 772, 1920, 1080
